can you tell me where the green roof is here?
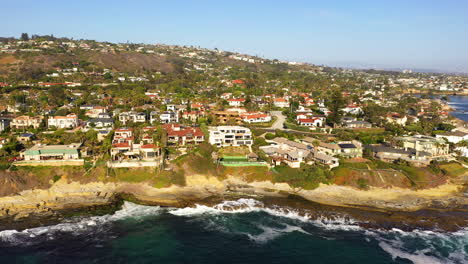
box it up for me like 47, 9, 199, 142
25, 149, 78, 155
24, 144, 80, 156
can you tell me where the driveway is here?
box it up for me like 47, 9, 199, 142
269, 111, 286, 130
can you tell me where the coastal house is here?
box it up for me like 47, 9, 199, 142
17, 132, 35, 142
342, 105, 363, 115
317, 140, 363, 158
212, 111, 242, 124
435, 131, 468, 144
297, 118, 323, 128
10, 116, 43, 129
337, 141, 363, 158
159, 111, 179, 123
260, 138, 310, 168
311, 151, 339, 168
119, 111, 146, 125
163, 124, 205, 146
109, 127, 162, 166
343, 120, 372, 129
241, 112, 271, 123
396, 135, 449, 158
18, 143, 84, 166
208, 126, 253, 147
386, 113, 407, 126
227, 98, 246, 107
273, 98, 290, 108
366, 144, 432, 167
182, 111, 205, 122
367, 145, 413, 162
316, 142, 341, 156
85, 118, 114, 130
48, 114, 79, 129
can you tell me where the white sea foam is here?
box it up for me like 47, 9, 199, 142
367, 227, 468, 264
246, 224, 310, 243
378, 241, 444, 264
170, 198, 361, 232
0, 202, 163, 245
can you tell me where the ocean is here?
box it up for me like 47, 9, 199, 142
0, 200, 466, 264
447, 95, 468, 121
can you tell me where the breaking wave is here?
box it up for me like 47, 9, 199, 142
0, 202, 162, 245
169, 198, 467, 263
368, 228, 468, 264
0, 198, 466, 263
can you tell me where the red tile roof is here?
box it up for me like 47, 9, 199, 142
112, 142, 130, 148
141, 144, 159, 149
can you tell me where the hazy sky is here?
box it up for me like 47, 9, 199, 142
2, 0, 468, 72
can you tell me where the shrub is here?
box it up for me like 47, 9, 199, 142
265, 133, 275, 140
53, 175, 62, 183
357, 178, 369, 190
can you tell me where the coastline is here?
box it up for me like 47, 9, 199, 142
1, 174, 466, 232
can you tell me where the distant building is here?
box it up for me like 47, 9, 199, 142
119, 111, 146, 125
48, 114, 79, 129
227, 98, 246, 107
11, 116, 43, 129
159, 111, 179, 123
86, 118, 114, 130
386, 113, 407, 126
298, 118, 323, 128
273, 98, 290, 108
241, 112, 271, 123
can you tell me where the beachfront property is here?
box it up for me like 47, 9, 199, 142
365, 144, 435, 167
163, 124, 205, 146
18, 143, 84, 166
435, 131, 468, 144
311, 151, 339, 168
208, 126, 252, 147
48, 114, 79, 129
260, 137, 311, 168
109, 127, 163, 167
396, 135, 450, 158
316, 140, 363, 158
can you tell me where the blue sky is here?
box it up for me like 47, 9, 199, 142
2, 0, 468, 72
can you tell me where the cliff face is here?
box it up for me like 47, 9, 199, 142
0, 174, 226, 219
0, 171, 466, 222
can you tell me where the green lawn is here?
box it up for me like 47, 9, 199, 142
439, 163, 466, 177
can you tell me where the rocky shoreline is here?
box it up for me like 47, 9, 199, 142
0, 174, 467, 232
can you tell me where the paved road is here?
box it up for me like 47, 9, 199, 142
269, 111, 286, 130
